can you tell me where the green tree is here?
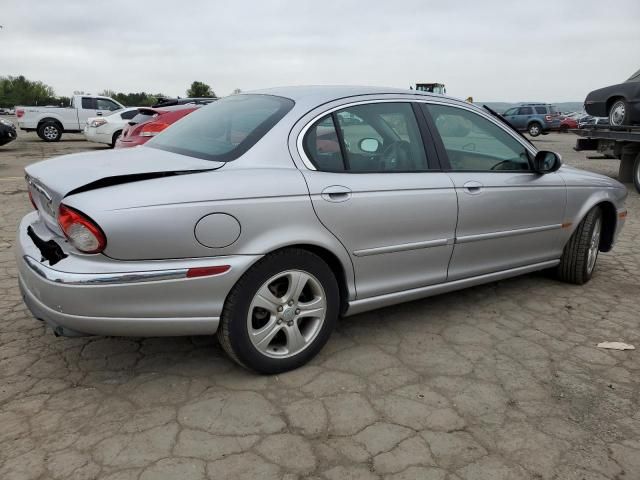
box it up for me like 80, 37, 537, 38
186, 81, 215, 98
0, 75, 58, 107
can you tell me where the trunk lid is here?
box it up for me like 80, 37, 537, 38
25, 146, 223, 233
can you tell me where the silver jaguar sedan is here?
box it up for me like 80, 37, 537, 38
17, 86, 628, 373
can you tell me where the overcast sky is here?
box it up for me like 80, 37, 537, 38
1, 1, 639, 102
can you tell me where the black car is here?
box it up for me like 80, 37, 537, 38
152, 97, 216, 108
0, 118, 17, 146
585, 68, 640, 126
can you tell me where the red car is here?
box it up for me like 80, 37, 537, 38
115, 106, 198, 148
559, 116, 578, 132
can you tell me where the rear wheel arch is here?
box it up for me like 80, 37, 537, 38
606, 95, 625, 112
266, 244, 350, 313
37, 117, 63, 130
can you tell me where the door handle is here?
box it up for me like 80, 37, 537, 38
96, 112, 103, 116
463, 181, 483, 194
321, 185, 352, 202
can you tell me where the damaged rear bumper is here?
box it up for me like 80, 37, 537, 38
16, 211, 260, 337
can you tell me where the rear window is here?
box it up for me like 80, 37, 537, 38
548, 105, 559, 114
130, 111, 158, 125
147, 94, 294, 162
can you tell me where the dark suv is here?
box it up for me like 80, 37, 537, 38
502, 103, 561, 137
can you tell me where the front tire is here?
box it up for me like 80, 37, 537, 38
528, 122, 542, 137
608, 99, 630, 126
556, 207, 603, 285
111, 130, 122, 148
217, 249, 339, 374
37, 121, 62, 142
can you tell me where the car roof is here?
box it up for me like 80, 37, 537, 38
242, 85, 449, 104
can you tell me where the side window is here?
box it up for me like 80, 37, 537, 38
303, 103, 429, 172
81, 97, 96, 109
96, 99, 121, 111
424, 104, 531, 172
303, 115, 345, 171
335, 103, 428, 172
517, 106, 533, 115
503, 108, 517, 116
534, 106, 547, 114
120, 110, 137, 120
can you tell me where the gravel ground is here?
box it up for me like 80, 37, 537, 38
0, 129, 639, 480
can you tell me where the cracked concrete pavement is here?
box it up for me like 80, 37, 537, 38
1, 128, 639, 479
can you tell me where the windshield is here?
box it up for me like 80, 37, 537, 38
148, 94, 294, 161
626, 68, 640, 82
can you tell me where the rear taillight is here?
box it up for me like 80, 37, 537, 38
16, 109, 24, 118
140, 121, 169, 137
545, 115, 553, 122
58, 204, 106, 253
28, 190, 37, 210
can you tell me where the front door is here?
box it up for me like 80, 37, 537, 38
300, 101, 458, 299
422, 103, 567, 280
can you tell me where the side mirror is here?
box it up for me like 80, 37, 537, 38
359, 138, 380, 153
533, 150, 562, 173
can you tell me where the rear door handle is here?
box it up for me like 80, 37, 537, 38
463, 181, 483, 194
321, 185, 352, 202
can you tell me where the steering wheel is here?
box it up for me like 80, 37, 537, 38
490, 159, 512, 171
380, 140, 412, 171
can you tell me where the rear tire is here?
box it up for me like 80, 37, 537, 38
37, 121, 62, 142
528, 122, 542, 137
608, 99, 630, 126
556, 207, 603, 285
217, 248, 339, 374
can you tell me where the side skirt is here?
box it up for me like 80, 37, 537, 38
344, 259, 560, 316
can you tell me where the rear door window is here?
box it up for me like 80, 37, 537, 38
81, 97, 96, 109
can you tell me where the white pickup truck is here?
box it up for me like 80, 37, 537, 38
16, 94, 125, 142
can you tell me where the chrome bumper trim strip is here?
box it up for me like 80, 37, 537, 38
24, 255, 191, 285
353, 238, 451, 257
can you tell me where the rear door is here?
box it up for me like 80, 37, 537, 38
421, 102, 567, 280
299, 101, 458, 299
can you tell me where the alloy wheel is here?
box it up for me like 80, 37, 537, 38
586, 217, 601, 274
610, 102, 626, 126
247, 270, 327, 358
43, 126, 58, 140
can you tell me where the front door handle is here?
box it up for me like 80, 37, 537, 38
96, 112, 103, 116
463, 181, 483, 194
321, 185, 352, 202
